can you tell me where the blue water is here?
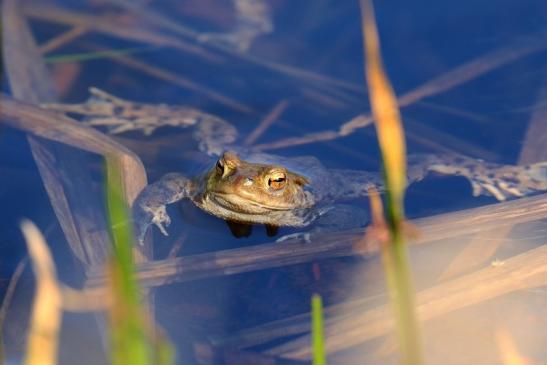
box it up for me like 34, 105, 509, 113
2, 0, 547, 364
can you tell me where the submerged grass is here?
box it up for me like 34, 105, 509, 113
105, 156, 174, 365
44, 45, 160, 64
359, 0, 424, 364
311, 294, 326, 365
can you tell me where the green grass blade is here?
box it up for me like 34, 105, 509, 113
105, 156, 174, 365
311, 294, 327, 365
45, 46, 159, 64
105, 156, 151, 365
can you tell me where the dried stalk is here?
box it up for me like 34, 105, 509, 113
38, 25, 89, 55
0, 258, 27, 362
254, 37, 547, 151
404, 118, 500, 161
266, 241, 547, 360
109, 0, 363, 93
23, 2, 220, 62
82, 43, 253, 114
439, 70, 547, 281
20, 221, 62, 365
83, 193, 547, 288
244, 100, 290, 146
2, 0, 150, 273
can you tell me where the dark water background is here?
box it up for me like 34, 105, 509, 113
2, 0, 547, 364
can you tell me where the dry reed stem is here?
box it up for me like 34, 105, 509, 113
0, 259, 27, 329
109, 0, 363, 93
60, 286, 110, 312
438, 228, 511, 282
3, 0, 102, 264
23, 2, 220, 62
2, 0, 152, 304
24, 1, 361, 110
38, 25, 89, 55
415, 101, 496, 125
0, 95, 146, 206
518, 71, 547, 163
21, 221, 62, 365
166, 233, 188, 260
495, 327, 536, 365
189, 194, 547, 352
266, 241, 547, 360
83, 43, 254, 114
254, 38, 547, 151
404, 118, 500, 161
80, 193, 547, 289
439, 70, 547, 281
244, 100, 290, 146
0, 258, 27, 362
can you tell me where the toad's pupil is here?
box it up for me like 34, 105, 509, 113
269, 177, 285, 186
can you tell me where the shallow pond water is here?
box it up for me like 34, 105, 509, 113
1, 0, 547, 364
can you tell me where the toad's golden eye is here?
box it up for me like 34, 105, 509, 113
216, 159, 224, 175
268, 172, 286, 190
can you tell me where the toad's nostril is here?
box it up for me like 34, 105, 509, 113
244, 177, 254, 186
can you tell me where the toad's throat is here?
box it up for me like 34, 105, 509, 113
207, 192, 294, 214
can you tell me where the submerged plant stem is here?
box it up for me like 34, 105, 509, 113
44, 45, 160, 64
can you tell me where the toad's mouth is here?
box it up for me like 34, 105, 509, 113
208, 192, 295, 214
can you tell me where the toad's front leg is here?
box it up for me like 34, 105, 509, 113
276, 205, 369, 243
132, 173, 195, 244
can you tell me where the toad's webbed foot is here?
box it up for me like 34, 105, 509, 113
276, 232, 312, 243
41, 87, 131, 118
193, 116, 238, 156
132, 173, 195, 244
407, 154, 547, 201
43, 87, 237, 156
132, 204, 171, 244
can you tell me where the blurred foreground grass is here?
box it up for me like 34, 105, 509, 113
16, 157, 174, 365
20, 221, 62, 365
308, 1, 424, 364
105, 156, 174, 365
311, 294, 326, 365
359, 0, 424, 364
